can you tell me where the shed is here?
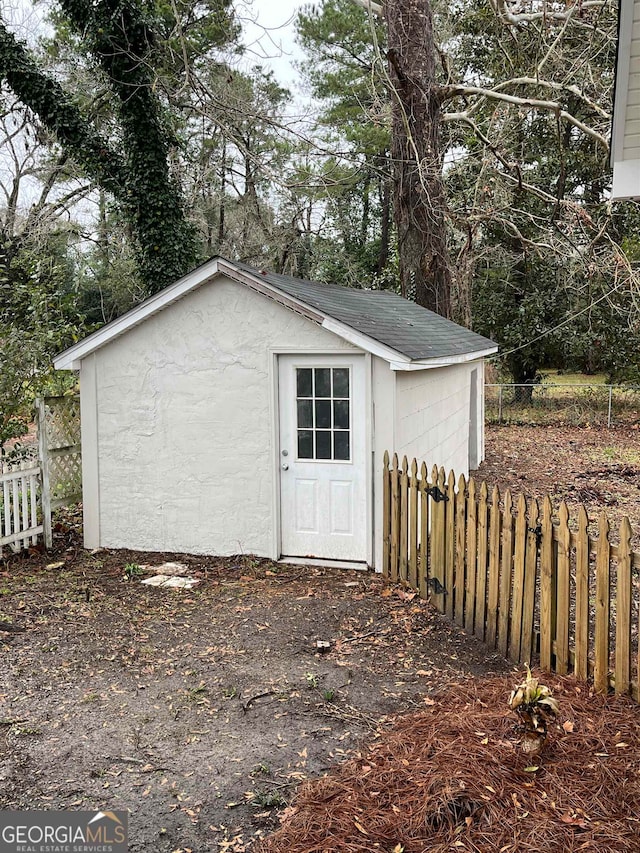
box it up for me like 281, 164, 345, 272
54, 257, 497, 570
611, 0, 640, 198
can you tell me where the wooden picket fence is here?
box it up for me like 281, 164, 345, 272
0, 458, 45, 556
382, 451, 640, 702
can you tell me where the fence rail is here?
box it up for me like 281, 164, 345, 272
0, 460, 44, 556
382, 451, 640, 702
485, 383, 640, 427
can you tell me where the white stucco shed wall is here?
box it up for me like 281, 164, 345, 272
372, 356, 396, 572
394, 361, 484, 477
369, 358, 485, 572
80, 274, 356, 556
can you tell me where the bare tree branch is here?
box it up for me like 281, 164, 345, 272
349, 0, 383, 18
442, 84, 609, 151
492, 0, 609, 28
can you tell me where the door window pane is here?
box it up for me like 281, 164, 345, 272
333, 368, 349, 397
315, 431, 332, 459
297, 399, 313, 428
297, 368, 312, 397
314, 368, 331, 398
294, 366, 351, 462
333, 400, 349, 429
298, 430, 313, 459
315, 400, 331, 429
334, 431, 350, 461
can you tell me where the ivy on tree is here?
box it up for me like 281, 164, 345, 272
0, 0, 235, 293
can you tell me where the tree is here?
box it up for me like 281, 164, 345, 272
302, 0, 623, 338
296, 0, 393, 285
182, 65, 293, 266
384, 0, 452, 315
0, 89, 86, 446
0, 0, 239, 292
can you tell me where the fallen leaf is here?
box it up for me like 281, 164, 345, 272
562, 720, 574, 733
560, 812, 588, 828
397, 590, 416, 601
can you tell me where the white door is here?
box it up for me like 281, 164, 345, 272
278, 354, 368, 562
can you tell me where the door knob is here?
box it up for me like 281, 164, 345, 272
282, 463, 289, 470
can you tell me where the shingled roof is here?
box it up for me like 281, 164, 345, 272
233, 260, 495, 362
54, 257, 497, 370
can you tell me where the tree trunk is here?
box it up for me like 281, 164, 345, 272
384, 0, 452, 317
377, 170, 391, 277
509, 357, 539, 404
218, 138, 226, 248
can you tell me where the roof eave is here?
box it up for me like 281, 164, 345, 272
390, 346, 499, 371
320, 317, 410, 364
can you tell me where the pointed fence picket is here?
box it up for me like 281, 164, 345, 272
381, 451, 640, 703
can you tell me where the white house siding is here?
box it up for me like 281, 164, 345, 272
612, 0, 640, 197
82, 274, 355, 556
394, 362, 484, 477
623, 1, 640, 158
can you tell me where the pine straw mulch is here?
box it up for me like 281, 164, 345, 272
257, 672, 640, 853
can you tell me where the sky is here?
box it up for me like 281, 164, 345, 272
239, 0, 306, 88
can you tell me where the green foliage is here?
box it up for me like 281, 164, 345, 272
297, 0, 388, 153
305, 672, 319, 689
293, 0, 394, 286
123, 562, 143, 579
150, 0, 240, 77
251, 789, 287, 809
445, 0, 622, 365
0, 232, 82, 449
183, 64, 293, 267
473, 248, 567, 383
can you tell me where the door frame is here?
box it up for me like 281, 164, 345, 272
269, 348, 373, 566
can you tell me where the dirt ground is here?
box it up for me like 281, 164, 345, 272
478, 424, 640, 546
0, 524, 506, 852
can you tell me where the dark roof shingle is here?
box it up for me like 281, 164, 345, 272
234, 261, 496, 361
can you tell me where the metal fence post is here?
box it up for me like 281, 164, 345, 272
607, 386, 613, 429
36, 398, 53, 549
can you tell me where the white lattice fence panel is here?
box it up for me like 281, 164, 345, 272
38, 395, 82, 511
43, 396, 81, 450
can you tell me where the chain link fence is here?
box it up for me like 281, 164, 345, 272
485, 383, 640, 427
